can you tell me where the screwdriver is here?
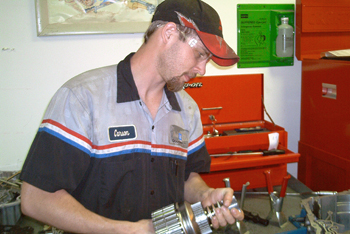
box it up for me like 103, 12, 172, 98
210, 149, 285, 157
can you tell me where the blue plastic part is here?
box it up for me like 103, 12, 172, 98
278, 209, 308, 234
278, 227, 307, 234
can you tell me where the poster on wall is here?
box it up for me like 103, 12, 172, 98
35, 0, 164, 36
237, 4, 295, 68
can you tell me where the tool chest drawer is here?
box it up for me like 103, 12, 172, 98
185, 74, 300, 190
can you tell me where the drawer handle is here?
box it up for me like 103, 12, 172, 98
202, 107, 222, 111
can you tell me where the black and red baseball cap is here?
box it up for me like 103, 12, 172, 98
152, 0, 239, 66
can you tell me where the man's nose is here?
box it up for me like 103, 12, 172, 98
194, 59, 207, 76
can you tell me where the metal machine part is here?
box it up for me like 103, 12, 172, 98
152, 196, 240, 234
300, 190, 350, 234
222, 178, 249, 234
235, 190, 338, 197
240, 182, 250, 209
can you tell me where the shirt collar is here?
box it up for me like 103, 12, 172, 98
116, 53, 181, 111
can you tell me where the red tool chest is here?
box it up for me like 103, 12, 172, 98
296, 0, 350, 191
298, 60, 350, 191
185, 74, 300, 190
295, 0, 350, 60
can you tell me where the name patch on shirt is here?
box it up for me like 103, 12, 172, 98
108, 125, 137, 142
170, 125, 189, 148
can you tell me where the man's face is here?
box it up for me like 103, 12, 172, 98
157, 32, 211, 92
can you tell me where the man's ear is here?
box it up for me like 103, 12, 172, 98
161, 22, 178, 44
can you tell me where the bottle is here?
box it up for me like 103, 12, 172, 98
276, 17, 294, 57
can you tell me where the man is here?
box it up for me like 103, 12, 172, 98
20, 0, 243, 233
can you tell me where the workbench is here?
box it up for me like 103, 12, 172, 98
214, 175, 312, 234
14, 175, 311, 234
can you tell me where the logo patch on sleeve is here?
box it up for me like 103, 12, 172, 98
170, 125, 189, 148
108, 125, 137, 142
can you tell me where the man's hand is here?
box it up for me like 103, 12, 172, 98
184, 173, 244, 229
201, 188, 244, 229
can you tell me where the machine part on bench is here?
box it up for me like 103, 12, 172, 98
298, 190, 350, 234
151, 196, 241, 234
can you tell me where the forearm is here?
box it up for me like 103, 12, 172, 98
184, 172, 213, 204
21, 182, 152, 234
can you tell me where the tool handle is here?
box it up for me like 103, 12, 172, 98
264, 170, 274, 194
280, 174, 291, 198
243, 209, 269, 226
262, 149, 285, 156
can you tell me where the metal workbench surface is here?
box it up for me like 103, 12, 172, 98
213, 175, 312, 234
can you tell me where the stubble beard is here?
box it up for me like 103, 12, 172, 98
156, 55, 184, 92
166, 72, 196, 92
157, 42, 196, 92
166, 75, 184, 92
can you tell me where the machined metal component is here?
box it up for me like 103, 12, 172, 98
223, 178, 231, 189
152, 196, 241, 234
235, 190, 338, 197
241, 181, 250, 209
300, 190, 350, 234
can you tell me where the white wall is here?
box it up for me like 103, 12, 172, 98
0, 0, 301, 177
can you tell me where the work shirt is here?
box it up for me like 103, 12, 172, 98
20, 53, 211, 221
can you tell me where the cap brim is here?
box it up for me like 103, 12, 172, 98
196, 30, 239, 66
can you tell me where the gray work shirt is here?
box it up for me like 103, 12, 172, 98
20, 53, 211, 221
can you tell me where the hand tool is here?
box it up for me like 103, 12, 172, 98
234, 126, 267, 132
264, 170, 291, 228
238, 181, 269, 227
210, 149, 285, 157
243, 210, 269, 227
222, 178, 249, 234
